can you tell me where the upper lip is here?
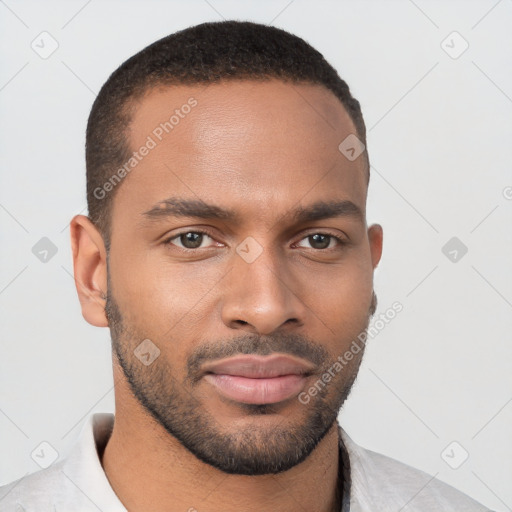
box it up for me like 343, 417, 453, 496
202, 354, 316, 378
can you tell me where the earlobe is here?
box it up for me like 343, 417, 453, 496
70, 215, 109, 327
368, 223, 383, 269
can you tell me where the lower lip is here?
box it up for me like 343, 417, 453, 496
204, 374, 307, 405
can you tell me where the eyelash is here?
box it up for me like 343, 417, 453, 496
163, 229, 347, 252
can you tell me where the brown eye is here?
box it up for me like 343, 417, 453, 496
308, 234, 331, 249
296, 233, 342, 250
180, 232, 203, 248
167, 231, 214, 250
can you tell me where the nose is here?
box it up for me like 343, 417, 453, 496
220, 244, 306, 335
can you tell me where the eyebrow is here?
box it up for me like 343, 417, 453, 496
141, 197, 364, 225
293, 199, 363, 224
142, 198, 236, 221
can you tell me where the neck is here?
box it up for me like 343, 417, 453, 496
102, 366, 342, 512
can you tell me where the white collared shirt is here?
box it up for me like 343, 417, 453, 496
0, 413, 491, 511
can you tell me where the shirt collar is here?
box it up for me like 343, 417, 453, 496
60, 412, 126, 511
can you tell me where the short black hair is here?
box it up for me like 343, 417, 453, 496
86, 20, 369, 248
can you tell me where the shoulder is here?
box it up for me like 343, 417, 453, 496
339, 429, 493, 511
0, 460, 78, 510
0, 413, 119, 511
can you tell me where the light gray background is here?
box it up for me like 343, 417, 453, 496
1, 0, 511, 510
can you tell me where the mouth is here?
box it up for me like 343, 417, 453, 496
201, 354, 315, 405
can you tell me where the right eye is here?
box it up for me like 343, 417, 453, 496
164, 230, 220, 250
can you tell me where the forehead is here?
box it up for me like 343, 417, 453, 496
112, 80, 368, 229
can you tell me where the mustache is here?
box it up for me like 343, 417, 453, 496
187, 333, 330, 383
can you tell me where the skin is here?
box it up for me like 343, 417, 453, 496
70, 79, 383, 512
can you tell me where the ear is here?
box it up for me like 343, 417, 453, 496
70, 215, 109, 327
367, 223, 383, 270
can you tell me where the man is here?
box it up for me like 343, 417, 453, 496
0, 21, 491, 512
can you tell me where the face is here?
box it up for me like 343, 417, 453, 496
103, 80, 382, 475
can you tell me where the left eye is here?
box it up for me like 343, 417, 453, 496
167, 231, 215, 249
295, 234, 342, 250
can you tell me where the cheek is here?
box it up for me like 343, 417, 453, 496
109, 249, 226, 339
297, 259, 374, 355
300, 254, 373, 312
